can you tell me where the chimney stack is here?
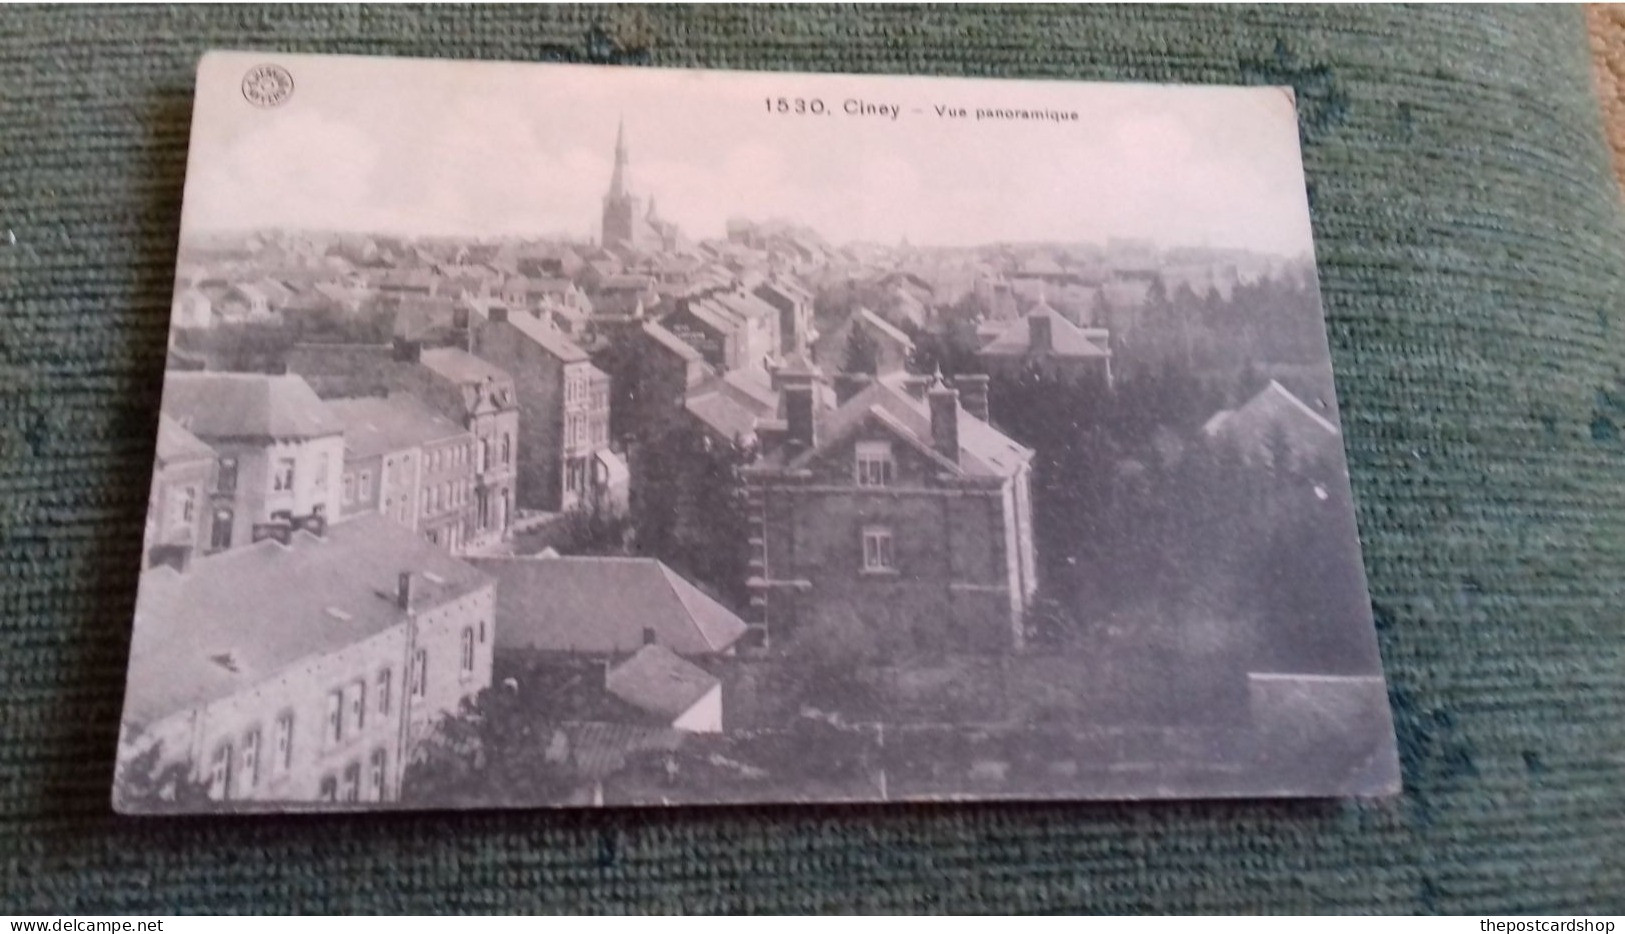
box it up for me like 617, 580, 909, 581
397, 571, 414, 611
642, 626, 658, 646
1028, 314, 1053, 354
783, 378, 817, 452
392, 336, 422, 363
928, 381, 960, 465
834, 371, 871, 405
956, 373, 990, 423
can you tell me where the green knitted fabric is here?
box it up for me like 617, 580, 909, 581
2, 3, 1622, 913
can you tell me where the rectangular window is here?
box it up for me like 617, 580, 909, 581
369, 748, 387, 802
411, 649, 428, 699
273, 458, 296, 493
209, 741, 234, 801
326, 688, 344, 746
240, 729, 260, 793
358, 470, 372, 501
314, 453, 329, 491
274, 711, 294, 772
376, 668, 392, 718
217, 456, 238, 495
342, 473, 355, 505
862, 526, 895, 572
319, 775, 337, 803
342, 762, 361, 803
460, 627, 476, 676
350, 678, 366, 733
421, 487, 431, 518
179, 485, 196, 524
855, 441, 895, 487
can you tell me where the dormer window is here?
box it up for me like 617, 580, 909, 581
855, 441, 895, 487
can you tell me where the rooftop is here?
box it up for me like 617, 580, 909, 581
420, 347, 514, 387
494, 308, 591, 364
979, 304, 1110, 359
471, 554, 748, 657
605, 644, 720, 721
1201, 380, 1341, 468
123, 513, 492, 726
772, 373, 1032, 479
163, 372, 344, 442
153, 413, 215, 468
326, 394, 468, 460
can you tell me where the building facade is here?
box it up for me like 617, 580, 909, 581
162, 372, 345, 554
472, 307, 620, 514
114, 514, 495, 810
327, 394, 478, 552
144, 414, 217, 570
742, 372, 1037, 655
286, 342, 522, 551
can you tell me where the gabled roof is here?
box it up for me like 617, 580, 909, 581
472, 555, 749, 656
163, 372, 344, 442
326, 394, 468, 460
497, 308, 590, 364
420, 347, 514, 387
777, 375, 1032, 479
676, 298, 740, 335
854, 307, 914, 350
153, 413, 215, 468
710, 289, 777, 322
642, 320, 705, 364
605, 644, 720, 721
752, 278, 812, 307
1202, 380, 1341, 467
123, 513, 491, 726
979, 305, 1110, 359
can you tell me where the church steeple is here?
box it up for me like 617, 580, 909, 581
608, 118, 631, 199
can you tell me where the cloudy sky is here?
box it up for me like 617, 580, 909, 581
183, 51, 1315, 254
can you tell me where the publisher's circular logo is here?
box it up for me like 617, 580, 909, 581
241, 63, 294, 108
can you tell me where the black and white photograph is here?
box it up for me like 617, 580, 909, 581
114, 50, 1400, 813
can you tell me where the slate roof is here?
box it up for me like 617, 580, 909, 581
773, 374, 1032, 479
605, 644, 720, 721
979, 304, 1110, 358
710, 289, 778, 322
123, 513, 491, 726
326, 394, 468, 460
163, 372, 344, 442
471, 555, 749, 656
1201, 380, 1341, 468
498, 308, 590, 364
153, 413, 215, 468
419, 347, 514, 387
642, 320, 705, 364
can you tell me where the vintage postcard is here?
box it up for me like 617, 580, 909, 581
115, 50, 1399, 813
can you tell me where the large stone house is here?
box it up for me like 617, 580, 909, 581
742, 371, 1037, 654
161, 372, 346, 554
115, 513, 494, 810
326, 394, 477, 553
286, 342, 521, 549
472, 307, 622, 514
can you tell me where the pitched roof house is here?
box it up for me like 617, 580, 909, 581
471, 554, 749, 657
